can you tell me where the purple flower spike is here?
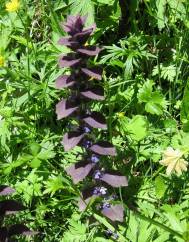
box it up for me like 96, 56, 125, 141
56, 15, 128, 224
90, 141, 117, 156
101, 204, 124, 222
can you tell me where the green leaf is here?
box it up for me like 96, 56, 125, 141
152, 64, 177, 82
10, 35, 32, 48
30, 158, 42, 168
137, 80, 153, 103
44, 175, 64, 196
168, 0, 186, 21
37, 142, 55, 160
181, 80, 189, 129
93, 0, 114, 5
29, 142, 41, 156
62, 214, 87, 242
69, 0, 95, 25
145, 102, 163, 115
156, 0, 166, 29
162, 205, 184, 233
126, 115, 148, 141
155, 176, 167, 199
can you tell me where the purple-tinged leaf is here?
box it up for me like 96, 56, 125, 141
0, 186, 15, 196
101, 204, 124, 222
81, 87, 104, 101
78, 197, 91, 211
55, 75, 75, 89
78, 187, 96, 211
74, 28, 94, 44
66, 161, 94, 184
90, 141, 117, 156
77, 46, 101, 56
0, 200, 25, 215
58, 37, 78, 49
0, 227, 7, 242
83, 112, 107, 129
81, 67, 102, 80
59, 54, 81, 68
8, 224, 38, 237
56, 99, 78, 120
84, 24, 96, 33
101, 173, 128, 187
61, 131, 85, 151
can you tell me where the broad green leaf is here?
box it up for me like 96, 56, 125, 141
30, 158, 42, 168
126, 115, 148, 141
145, 102, 163, 115
155, 176, 167, 199
163, 119, 177, 133
168, 0, 186, 21
29, 142, 41, 156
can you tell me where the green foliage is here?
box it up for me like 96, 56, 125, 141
62, 214, 87, 242
69, 0, 95, 25
137, 80, 167, 115
0, 0, 189, 241
126, 115, 149, 141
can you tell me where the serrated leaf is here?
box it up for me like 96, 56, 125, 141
44, 175, 64, 196
37, 142, 55, 160
137, 80, 153, 103
145, 102, 163, 115
162, 204, 183, 233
